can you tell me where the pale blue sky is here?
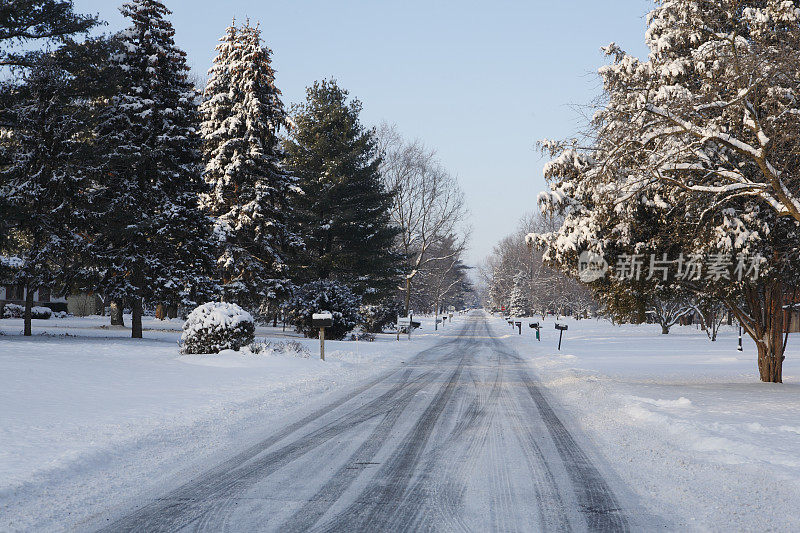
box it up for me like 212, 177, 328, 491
74, 0, 652, 266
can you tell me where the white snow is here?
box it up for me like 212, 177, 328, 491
493, 314, 800, 531
0, 313, 448, 531
4, 312, 800, 530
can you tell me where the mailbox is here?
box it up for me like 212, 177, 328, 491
529, 321, 541, 341
312, 312, 333, 328
555, 323, 568, 350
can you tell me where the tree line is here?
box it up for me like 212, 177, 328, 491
0, 0, 472, 338
480, 212, 595, 319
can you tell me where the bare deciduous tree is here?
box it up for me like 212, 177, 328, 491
377, 123, 468, 314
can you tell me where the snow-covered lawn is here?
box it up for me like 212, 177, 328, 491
495, 314, 800, 531
0, 314, 447, 532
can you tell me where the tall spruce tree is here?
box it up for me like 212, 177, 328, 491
0, 55, 93, 335
200, 21, 300, 313
508, 271, 530, 317
90, 0, 216, 338
284, 80, 402, 303
0, 0, 98, 298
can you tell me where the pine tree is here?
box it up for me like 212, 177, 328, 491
0, 0, 98, 68
199, 21, 300, 313
0, 55, 93, 335
284, 80, 402, 303
90, 0, 216, 338
508, 271, 530, 317
0, 0, 99, 293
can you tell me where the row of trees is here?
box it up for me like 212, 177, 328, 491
481, 213, 595, 318
530, 0, 800, 383
0, 0, 473, 338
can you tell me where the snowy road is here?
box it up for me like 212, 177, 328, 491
99, 312, 630, 532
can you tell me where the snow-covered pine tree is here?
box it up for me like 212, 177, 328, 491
508, 272, 530, 317
284, 80, 402, 304
90, 0, 216, 338
0, 55, 93, 336
0, 0, 98, 68
199, 21, 300, 314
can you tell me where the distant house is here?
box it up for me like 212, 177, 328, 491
0, 284, 68, 313
0, 255, 104, 315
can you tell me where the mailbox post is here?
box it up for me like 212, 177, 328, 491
529, 322, 541, 341
397, 315, 411, 341
515, 321, 522, 335
312, 312, 333, 361
738, 324, 743, 352
555, 323, 568, 350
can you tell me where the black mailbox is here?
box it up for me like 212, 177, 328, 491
529, 322, 540, 329
555, 323, 568, 350
312, 313, 333, 328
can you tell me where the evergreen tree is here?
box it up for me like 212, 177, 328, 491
0, 55, 93, 335
0, 0, 98, 286
199, 21, 300, 313
284, 80, 402, 303
508, 271, 530, 317
90, 0, 216, 338
0, 0, 98, 68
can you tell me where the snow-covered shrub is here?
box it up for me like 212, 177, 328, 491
2, 304, 24, 318
349, 332, 375, 342
285, 281, 361, 340
282, 340, 310, 358
180, 302, 255, 354
0, 304, 51, 319
359, 300, 404, 333
247, 339, 310, 358
32, 306, 52, 319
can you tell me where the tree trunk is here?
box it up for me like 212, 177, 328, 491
404, 277, 411, 316
660, 323, 670, 334
24, 284, 34, 337
756, 283, 785, 383
167, 305, 177, 319
110, 300, 124, 326
131, 297, 143, 339
155, 303, 166, 320
737, 280, 786, 383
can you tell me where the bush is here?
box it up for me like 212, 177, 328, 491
285, 281, 361, 340
248, 339, 311, 358
349, 332, 375, 342
180, 302, 255, 354
1, 304, 51, 319
359, 300, 404, 333
2, 304, 23, 318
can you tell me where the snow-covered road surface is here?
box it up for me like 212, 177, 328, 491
96, 312, 634, 532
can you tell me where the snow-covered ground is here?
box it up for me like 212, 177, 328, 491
493, 314, 800, 532
0, 314, 450, 532
4, 312, 800, 531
